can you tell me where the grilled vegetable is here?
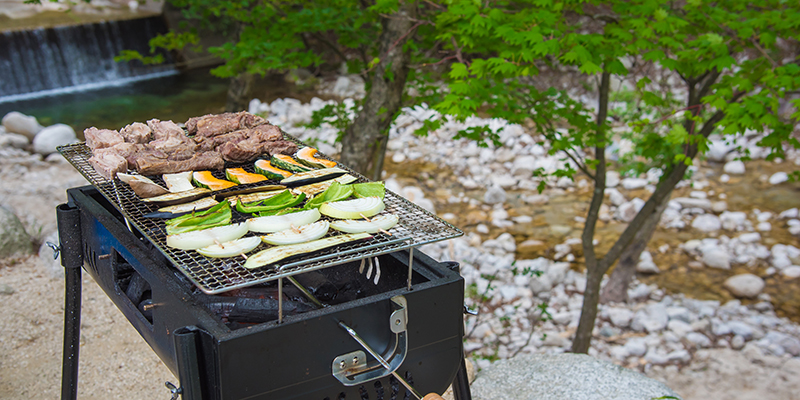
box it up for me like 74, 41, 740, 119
166, 222, 248, 250
163, 172, 194, 193
225, 168, 267, 184
352, 181, 385, 199
224, 190, 285, 207
215, 184, 286, 200
254, 159, 293, 180
117, 173, 169, 198
280, 167, 347, 187
296, 147, 337, 169
141, 187, 212, 206
330, 214, 398, 233
151, 197, 219, 217
260, 220, 330, 245
303, 182, 354, 210
235, 190, 306, 214
271, 154, 313, 173
247, 208, 321, 233
165, 201, 231, 235
244, 233, 371, 269
196, 236, 261, 258
193, 171, 237, 191
291, 174, 358, 197
319, 197, 384, 220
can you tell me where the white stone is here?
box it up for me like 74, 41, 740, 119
757, 222, 772, 231
723, 160, 746, 174
689, 190, 708, 199
606, 171, 620, 188
615, 197, 645, 222
738, 232, 761, 243
0, 132, 29, 149
782, 266, 800, 279
692, 214, 722, 232
673, 197, 713, 211
511, 155, 537, 177
623, 337, 648, 357
667, 320, 693, 336
724, 274, 765, 298
483, 185, 506, 204
779, 208, 799, 219
606, 188, 627, 207
720, 211, 749, 231
720, 174, 730, 183
701, 247, 730, 269
521, 194, 549, 205
621, 178, 648, 190
606, 308, 634, 328
768, 172, 789, 185
32, 124, 77, 155
711, 201, 728, 213
636, 251, 660, 274
685, 332, 712, 348
2, 111, 43, 140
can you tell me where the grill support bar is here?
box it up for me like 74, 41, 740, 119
58, 203, 84, 400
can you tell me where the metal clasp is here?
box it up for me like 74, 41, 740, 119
46, 242, 61, 260
165, 381, 182, 400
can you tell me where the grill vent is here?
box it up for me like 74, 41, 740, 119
83, 242, 99, 277
319, 372, 413, 400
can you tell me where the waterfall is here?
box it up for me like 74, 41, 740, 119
0, 16, 177, 102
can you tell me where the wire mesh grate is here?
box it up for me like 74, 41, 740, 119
58, 135, 462, 294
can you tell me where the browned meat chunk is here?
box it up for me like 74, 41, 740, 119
136, 151, 225, 176
219, 141, 260, 163
263, 140, 298, 157
194, 130, 249, 152
147, 119, 186, 141
120, 122, 152, 144
250, 123, 283, 142
106, 142, 143, 169
84, 127, 123, 150
88, 151, 128, 180
191, 112, 266, 138
185, 113, 213, 135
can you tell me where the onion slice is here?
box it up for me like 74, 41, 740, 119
196, 236, 261, 258
166, 222, 248, 250
319, 197, 385, 220
247, 209, 321, 233
163, 172, 195, 193
330, 214, 398, 233
261, 220, 330, 245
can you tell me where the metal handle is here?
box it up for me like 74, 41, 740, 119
332, 296, 409, 388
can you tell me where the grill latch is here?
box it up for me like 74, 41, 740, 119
332, 296, 408, 387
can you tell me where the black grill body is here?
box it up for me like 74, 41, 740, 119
59, 186, 469, 400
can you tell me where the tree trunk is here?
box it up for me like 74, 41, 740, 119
571, 265, 605, 354
339, 2, 416, 180
226, 72, 255, 112
599, 189, 673, 304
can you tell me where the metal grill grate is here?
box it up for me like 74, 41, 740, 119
57, 136, 462, 295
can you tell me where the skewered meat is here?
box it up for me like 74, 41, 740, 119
120, 122, 152, 144
136, 151, 225, 175
84, 127, 123, 150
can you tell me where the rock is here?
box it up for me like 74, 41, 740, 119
779, 208, 799, 219
692, 214, 722, 232
673, 197, 713, 211
623, 337, 648, 357
632, 303, 669, 333
731, 335, 746, 350
606, 307, 634, 328
521, 194, 549, 205
2, 111, 43, 140
32, 124, 77, 155
762, 331, 800, 356
511, 155, 537, 177
738, 232, 761, 243
0, 132, 30, 149
668, 320, 693, 336
615, 198, 645, 222
469, 353, 681, 400
768, 172, 789, 185
621, 178, 648, 190
484, 185, 506, 204
711, 201, 728, 213
757, 221, 772, 231
720, 211, 749, 231
685, 332, 712, 348
723, 160, 746, 174
724, 274, 765, 298
782, 266, 800, 279
0, 283, 14, 295
606, 171, 620, 188
636, 251, 660, 274
606, 188, 626, 207
0, 206, 32, 258
720, 174, 730, 183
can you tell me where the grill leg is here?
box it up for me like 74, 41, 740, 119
58, 204, 84, 400
451, 357, 472, 400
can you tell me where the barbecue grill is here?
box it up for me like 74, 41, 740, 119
55, 137, 473, 400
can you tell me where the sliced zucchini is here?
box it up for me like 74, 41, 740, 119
193, 171, 237, 191
244, 233, 371, 269
271, 154, 313, 173
281, 167, 347, 187
225, 167, 268, 184
225, 190, 286, 206
296, 147, 337, 169
254, 159, 293, 180
291, 174, 358, 197
158, 197, 219, 214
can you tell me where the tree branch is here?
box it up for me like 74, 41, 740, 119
562, 149, 595, 181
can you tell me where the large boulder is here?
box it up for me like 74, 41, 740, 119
32, 124, 77, 155
470, 353, 682, 400
0, 206, 33, 258
2, 111, 43, 140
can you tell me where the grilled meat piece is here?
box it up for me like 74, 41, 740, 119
136, 151, 225, 176
84, 127, 124, 150
219, 141, 260, 163
120, 122, 152, 144
250, 123, 283, 142
147, 119, 186, 141
194, 130, 249, 152
106, 142, 143, 169
263, 140, 298, 157
190, 112, 266, 138
88, 149, 128, 180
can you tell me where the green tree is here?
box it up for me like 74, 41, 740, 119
427, 0, 800, 353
